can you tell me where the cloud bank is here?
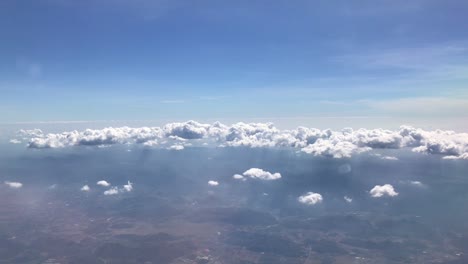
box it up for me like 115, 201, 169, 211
14, 121, 468, 159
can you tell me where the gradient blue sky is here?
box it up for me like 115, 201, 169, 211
1, 0, 467, 129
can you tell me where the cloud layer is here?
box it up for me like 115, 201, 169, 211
13, 121, 468, 159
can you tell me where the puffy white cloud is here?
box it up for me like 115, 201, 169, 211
167, 144, 184, 150
4, 181, 23, 189
143, 140, 158, 147
208, 180, 219, 186
233, 174, 245, 181
242, 168, 281, 180
97, 180, 110, 187
103, 181, 133, 195
298, 192, 323, 205
381, 156, 398, 160
14, 121, 468, 159
81, 185, 90, 191
19, 129, 43, 138
103, 187, 119, 195
344, 196, 353, 203
122, 181, 133, 192
370, 184, 398, 198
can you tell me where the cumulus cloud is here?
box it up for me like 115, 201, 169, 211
301, 139, 369, 158
122, 181, 133, 192
163, 121, 209, 139
97, 180, 110, 187
4, 181, 23, 189
298, 192, 323, 205
344, 196, 353, 203
443, 153, 468, 160
233, 174, 245, 181
13, 121, 468, 159
208, 180, 219, 186
104, 187, 119, 195
242, 168, 281, 180
370, 184, 398, 198
81, 185, 90, 191
103, 181, 133, 195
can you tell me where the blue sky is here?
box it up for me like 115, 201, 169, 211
1, 0, 467, 129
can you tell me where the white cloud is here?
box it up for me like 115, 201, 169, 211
167, 144, 184, 150
163, 120, 209, 139
443, 153, 468, 160
81, 185, 90, 191
242, 168, 281, 180
208, 180, 219, 186
381, 156, 398, 160
4, 181, 23, 189
233, 174, 245, 181
410, 181, 423, 187
15, 121, 468, 160
338, 164, 352, 174
344, 196, 353, 203
103, 181, 133, 195
9, 139, 22, 144
122, 181, 133, 192
370, 184, 398, 198
301, 139, 370, 158
143, 139, 158, 147
97, 180, 110, 187
104, 187, 119, 195
298, 192, 323, 205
